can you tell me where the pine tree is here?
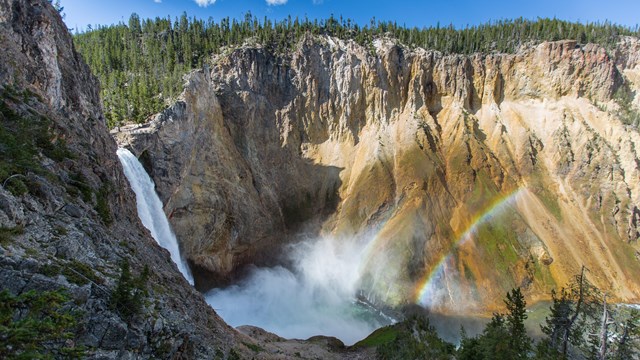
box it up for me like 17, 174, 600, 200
109, 260, 150, 321
457, 325, 483, 360
478, 313, 512, 360
613, 309, 639, 359
72, 15, 640, 128
506, 288, 532, 359
48, 0, 64, 17
538, 266, 605, 359
458, 288, 533, 360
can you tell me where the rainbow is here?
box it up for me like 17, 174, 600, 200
414, 187, 525, 307
357, 221, 394, 275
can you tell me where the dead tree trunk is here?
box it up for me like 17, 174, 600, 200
598, 293, 609, 360
562, 265, 586, 357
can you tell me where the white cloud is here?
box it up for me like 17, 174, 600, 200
266, 0, 288, 5
194, 0, 217, 7
153, 0, 162, 3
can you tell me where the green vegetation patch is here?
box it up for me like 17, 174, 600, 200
40, 260, 104, 286
478, 220, 520, 264
95, 183, 112, 225
535, 187, 563, 221
353, 325, 399, 348
109, 260, 150, 321
74, 15, 639, 128
526, 167, 563, 221
0, 225, 24, 245
613, 84, 640, 127
0, 89, 72, 197
467, 170, 500, 213
0, 289, 84, 359
375, 316, 455, 359
355, 316, 456, 360
530, 256, 556, 289
242, 341, 264, 353
67, 172, 93, 203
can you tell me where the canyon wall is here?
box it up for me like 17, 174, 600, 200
117, 35, 640, 312
0, 0, 243, 357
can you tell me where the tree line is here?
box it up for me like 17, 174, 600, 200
457, 267, 639, 360
73, 14, 640, 127
376, 267, 639, 359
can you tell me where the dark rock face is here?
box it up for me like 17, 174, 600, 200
115, 71, 344, 291
0, 0, 239, 358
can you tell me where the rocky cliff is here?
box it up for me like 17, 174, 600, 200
0, 0, 243, 358
117, 34, 640, 312
0, 2, 377, 358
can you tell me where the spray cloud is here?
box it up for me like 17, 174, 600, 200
205, 235, 392, 345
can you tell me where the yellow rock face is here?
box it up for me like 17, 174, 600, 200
117, 36, 640, 313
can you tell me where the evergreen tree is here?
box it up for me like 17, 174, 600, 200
478, 313, 513, 360
49, 0, 64, 17
613, 309, 640, 359
457, 334, 483, 360
457, 288, 532, 360
72, 15, 639, 128
506, 287, 532, 359
538, 266, 603, 359
109, 260, 150, 321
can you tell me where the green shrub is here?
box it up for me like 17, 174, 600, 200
53, 226, 68, 236
95, 183, 112, 225
375, 315, 455, 360
109, 261, 149, 321
0, 225, 24, 245
40, 260, 103, 286
0, 90, 71, 197
4, 176, 28, 196
65, 260, 103, 285
227, 349, 241, 360
242, 341, 264, 353
67, 172, 92, 203
0, 289, 84, 359
614, 85, 640, 127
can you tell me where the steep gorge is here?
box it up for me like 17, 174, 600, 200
117, 35, 640, 313
0, 1, 339, 358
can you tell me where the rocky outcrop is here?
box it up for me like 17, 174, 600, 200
116, 69, 343, 289
0, 1, 244, 358
0, 3, 381, 357
118, 34, 640, 312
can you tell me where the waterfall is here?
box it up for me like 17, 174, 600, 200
117, 148, 194, 285
117, 147, 390, 344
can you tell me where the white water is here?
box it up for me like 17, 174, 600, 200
117, 147, 390, 344
117, 148, 193, 285
205, 236, 392, 345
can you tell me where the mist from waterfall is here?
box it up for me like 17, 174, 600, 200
117, 147, 392, 344
205, 235, 393, 345
117, 148, 194, 285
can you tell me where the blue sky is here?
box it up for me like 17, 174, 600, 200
62, 0, 640, 33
